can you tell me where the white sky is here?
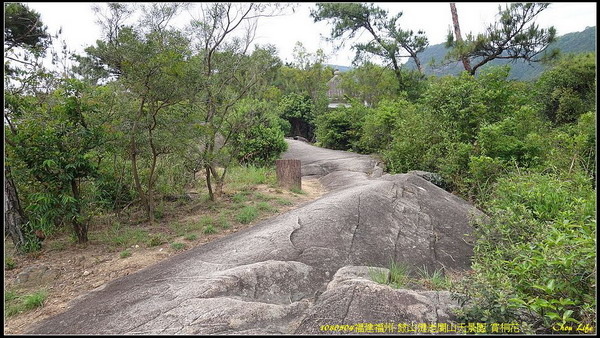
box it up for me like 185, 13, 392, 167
24, 2, 598, 67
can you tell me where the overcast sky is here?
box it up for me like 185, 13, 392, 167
25, 2, 597, 67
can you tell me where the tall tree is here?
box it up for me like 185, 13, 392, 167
446, 3, 556, 75
4, 2, 51, 250
311, 3, 428, 92
187, 3, 286, 200
85, 3, 200, 222
449, 3, 472, 73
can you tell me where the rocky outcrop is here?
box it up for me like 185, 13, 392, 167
30, 140, 479, 334
295, 266, 461, 334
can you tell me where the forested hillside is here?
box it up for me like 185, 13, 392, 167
5, 2, 596, 335
406, 26, 596, 80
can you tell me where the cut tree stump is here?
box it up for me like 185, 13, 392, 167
276, 159, 301, 190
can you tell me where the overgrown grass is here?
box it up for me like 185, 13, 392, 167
203, 224, 217, 234
146, 233, 166, 247
94, 223, 150, 249
170, 242, 186, 250
417, 266, 450, 290
256, 201, 277, 213
184, 234, 197, 241
226, 165, 276, 191
369, 261, 410, 289
4, 290, 48, 318
236, 206, 258, 224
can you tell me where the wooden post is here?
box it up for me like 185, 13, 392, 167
276, 159, 301, 190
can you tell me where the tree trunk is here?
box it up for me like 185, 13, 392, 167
450, 3, 472, 73
276, 159, 302, 190
4, 166, 27, 249
70, 179, 88, 243
205, 165, 214, 201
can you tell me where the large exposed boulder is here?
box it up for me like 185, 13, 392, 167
295, 266, 461, 334
30, 140, 479, 334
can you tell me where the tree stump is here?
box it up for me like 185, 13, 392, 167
276, 159, 301, 190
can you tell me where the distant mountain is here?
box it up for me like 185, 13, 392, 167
405, 26, 596, 81
325, 64, 353, 73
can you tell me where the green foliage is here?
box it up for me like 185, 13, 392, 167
368, 261, 410, 289
446, 3, 556, 75
256, 201, 277, 213
236, 206, 258, 224
234, 108, 288, 167
170, 242, 186, 251
457, 172, 596, 331
4, 290, 48, 318
6, 79, 108, 244
4, 3, 50, 58
120, 249, 132, 259
146, 234, 166, 247
339, 63, 399, 107
535, 53, 596, 124
5, 257, 17, 270
311, 2, 428, 92
359, 98, 413, 153
314, 100, 367, 150
278, 93, 315, 137
203, 224, 217, 235
184, 234, 198, 241
417, 266, 450, 291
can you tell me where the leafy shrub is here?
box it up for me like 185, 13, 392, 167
359, 98, 416, 153
457, 172, 596, 332
314, 100, 367, 150
235, 122, 288, 167
535, 52, 596, 125
278, 93, 315, 138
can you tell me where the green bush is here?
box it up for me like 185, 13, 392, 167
278, 93, 315, 138
314, 100, 367, 150
359, 98, 415, 153
457, 171, 596, 332
235, 122, 288, 167
535, 52, 596, 125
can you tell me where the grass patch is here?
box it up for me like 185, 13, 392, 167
146, 233, 166, 247
290, 187, 306, 195
170, 242, 186, 250
369, 261, 411, 289
5, 290, 48, 318
184, 234, 198, 241
368, 267, 389, 286
274, 197, 293, 206
226, 165, 276, 190
95, 223, 150, 249
5, 256, 16, 270
253, 192, 274, 201
170, 221, 202, 236
388, 261, 411, 288
236, 206, 258, 224
417, 266, 450, 290
218, 215, 231, 229
232, 193, 247, 203
203, 224, 217, 234
256, 201, 277, 213
120, 249, 132, 259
